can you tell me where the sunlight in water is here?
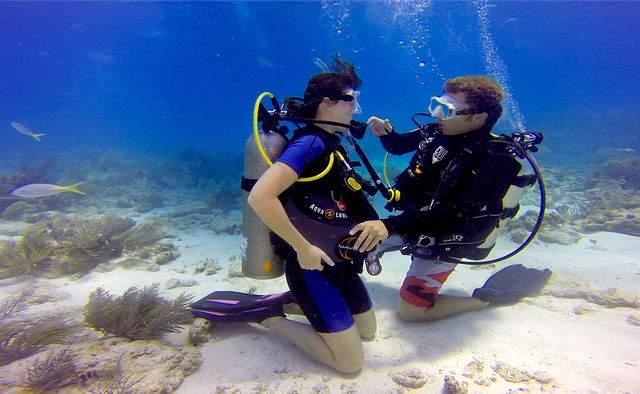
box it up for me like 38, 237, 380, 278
384, 0, 442, 85
474, 0, 526, 132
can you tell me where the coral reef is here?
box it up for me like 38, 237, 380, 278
543, 274, 640, 309
443, 374, 469, 394
187, 318, 214, 347
171, 147, 242, 191
165, 279, 199, 289
84, 284, 193, 340
54, 214, 136, 276
572, 154, 640, 236
166, 201, 241, 234
2, 200, 47, 221
492, 362, 554, 384
506, 209, 581, 246
389, 367, 433, 389
0, 214, 170, 279
0, 294, 28, 319
192, 258, 222, 276
120, 218, 166, 249
509, 156, 640, 245
590, 155, 640, 187
80, 337, 201, 394
0, 222, 56, 278
1, 335, 202, 393
22, 347, 80, 392
0, 314, 80, 367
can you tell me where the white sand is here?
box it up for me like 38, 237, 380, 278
2, 229, 639, 393
174, 230, 640, 393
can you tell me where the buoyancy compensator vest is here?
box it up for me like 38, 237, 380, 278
241, 92, 382, 278
274, 127, 379, 272
387, 127, 545, 265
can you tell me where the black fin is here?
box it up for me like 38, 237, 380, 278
472, 264, 552, 305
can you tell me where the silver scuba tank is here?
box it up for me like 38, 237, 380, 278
241, 130, 287, 279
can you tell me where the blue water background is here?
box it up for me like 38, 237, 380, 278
1, 1, 639, 173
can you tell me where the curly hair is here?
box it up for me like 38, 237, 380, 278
289, 54, 361, 119
444, 76, 504, 129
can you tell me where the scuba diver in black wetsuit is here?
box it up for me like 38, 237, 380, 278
350, 75, 551, 322
192, 56, 377, 373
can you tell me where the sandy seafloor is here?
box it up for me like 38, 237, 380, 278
1, 209, 639, 393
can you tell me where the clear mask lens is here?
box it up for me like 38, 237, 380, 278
428, 96, 456, 119
347, 90, 361, 115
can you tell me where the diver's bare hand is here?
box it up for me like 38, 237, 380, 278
349, 220, 389, 252
367, 116, 393, 137
297, 244, 335, 271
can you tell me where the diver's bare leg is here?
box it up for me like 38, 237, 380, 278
261, 317, 364, 373
397, 294, 489, 322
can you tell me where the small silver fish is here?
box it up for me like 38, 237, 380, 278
10, 182, 85, 198
11, 122, 46, 142
258, 56, 275, 68
500, 17, 518, 27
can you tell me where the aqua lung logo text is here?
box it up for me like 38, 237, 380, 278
309, 204, 348, 220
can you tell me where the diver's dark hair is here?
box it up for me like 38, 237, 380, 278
288, 54, 361, 119
444, 76, 504, 131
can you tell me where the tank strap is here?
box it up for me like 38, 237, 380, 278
399, 243, 462, 263
240, 176, 257, 192
501, 204, 520, 219
513, 174, 537, 187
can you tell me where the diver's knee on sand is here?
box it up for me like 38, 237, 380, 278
353, 309, 377, 340
320, 326, 365, 373
397, 298, 429, 322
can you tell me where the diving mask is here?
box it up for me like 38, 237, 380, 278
428, 94, 477, 120
428, 95, 459, 120
336, 90, 361, 115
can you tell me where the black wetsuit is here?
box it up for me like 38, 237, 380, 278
380, 123, 522, 259
275, 124, 378, 333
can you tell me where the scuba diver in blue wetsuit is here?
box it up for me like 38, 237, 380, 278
192, 56, 377, 373
350, 75, 551, 322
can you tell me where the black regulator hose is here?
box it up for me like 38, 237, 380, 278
350, 139, 394, 200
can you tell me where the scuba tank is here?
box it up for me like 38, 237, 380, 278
241, 94, 288, 279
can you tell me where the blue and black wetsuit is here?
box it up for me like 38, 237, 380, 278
274, 124, 378, 333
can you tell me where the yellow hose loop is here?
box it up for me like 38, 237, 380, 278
301, 153, 334, 182
253, 92, 334, 183
383, 152, 391, 187
386, 188, 400, 202
253, 92, 276, 166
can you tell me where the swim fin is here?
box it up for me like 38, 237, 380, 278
472, 264, 552, 305
191, 291, 295, 323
